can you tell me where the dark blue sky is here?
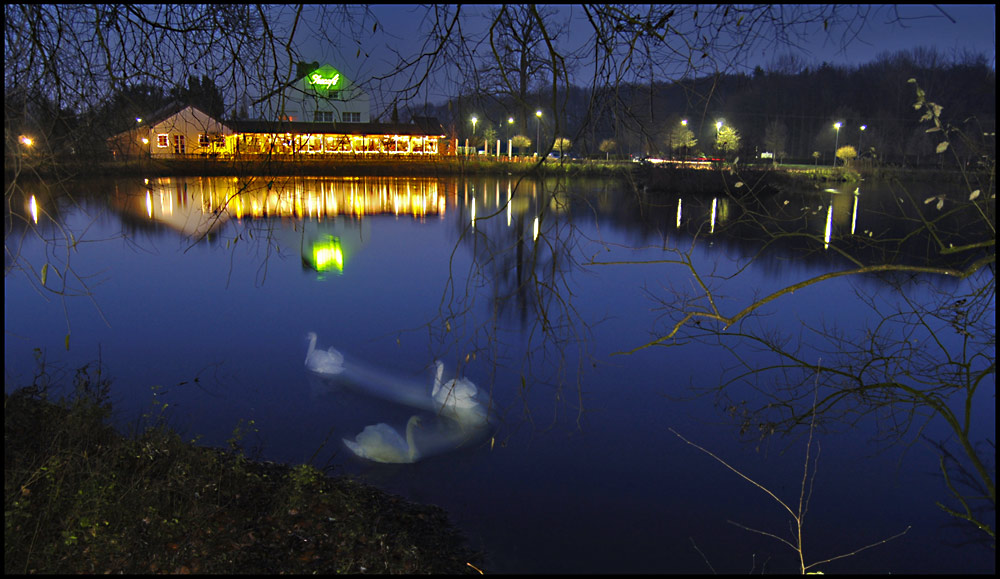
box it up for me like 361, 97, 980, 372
291, 4, 994, 107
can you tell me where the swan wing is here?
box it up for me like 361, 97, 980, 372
347, 423, 411, 463
326, 346, 344, 364
342, 437, 369, 459
306, 346, 345, 375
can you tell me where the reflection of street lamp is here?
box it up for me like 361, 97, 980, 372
833, 121, 842, 166
858, 124, 867, 158
535, 110, 542, 155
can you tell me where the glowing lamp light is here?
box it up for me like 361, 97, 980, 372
19, 135, 33, 147
833, 122, 843, 166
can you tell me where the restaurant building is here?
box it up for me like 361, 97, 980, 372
108, 63, 449, 159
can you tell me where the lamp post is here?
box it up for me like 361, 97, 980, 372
858, 124, 867, 158
535, 110, 542, 156
680, 119, 688, 159
507, 117, 514, 157
471, 116, 478, 155
832, 122, 842, 166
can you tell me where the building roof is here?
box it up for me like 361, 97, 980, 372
409, 116, 446, 134
227, 119, 446, 137
107, 102, 225, 142
145, 101, 221, 128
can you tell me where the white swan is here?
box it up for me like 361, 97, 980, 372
343, 415, 422, 463
432, 361, 487, 425
305, 332, 345, 375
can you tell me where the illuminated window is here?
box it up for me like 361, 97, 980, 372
198, 134, 210, 147
172, 135, 186, 154
343, 112, 361, 123
157, 134, 169, 148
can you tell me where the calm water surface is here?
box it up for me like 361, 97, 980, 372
5, 173, 994, 573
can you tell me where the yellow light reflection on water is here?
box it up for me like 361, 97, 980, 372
823, 202, 834, 249
851, 187, 860, 235
137, 177, 447, 223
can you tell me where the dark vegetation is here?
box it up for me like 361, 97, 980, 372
433, 47, 995, 165
6, 44, 993, 180
5, 359, 482, 574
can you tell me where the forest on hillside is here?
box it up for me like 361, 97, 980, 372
429, 47, 995, 165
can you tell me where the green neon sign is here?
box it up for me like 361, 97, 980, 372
306, 66, 343, 92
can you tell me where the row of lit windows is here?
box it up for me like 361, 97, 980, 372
156, 133, 224, 152
156, 134, 186, 154
313, 111, 362, 122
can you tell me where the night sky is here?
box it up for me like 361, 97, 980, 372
290, 4, 994, 106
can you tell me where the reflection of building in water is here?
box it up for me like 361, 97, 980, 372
113, 176, 455, 244
111, 176, 231, 238
300, 218, 372, 277
206, 176, 450, 220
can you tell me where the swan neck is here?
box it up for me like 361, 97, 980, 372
306, 333, 317, 360
405, 416, 419, 460
433, 362, 443, 397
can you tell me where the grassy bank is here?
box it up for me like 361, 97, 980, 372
4, 364, 482, 574
22, 155, 634, 180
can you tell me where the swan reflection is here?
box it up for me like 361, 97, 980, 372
305, 332, 494, 463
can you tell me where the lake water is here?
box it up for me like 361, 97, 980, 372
4, 173, 994, 573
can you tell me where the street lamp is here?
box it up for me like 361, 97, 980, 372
470, 116, 478, 156
507, 117, 514, 157
833, 121, 842, 166
715, 120, 723, 153
535, 110, 542, 156
858, 124, 867, 158
680, 119, 688, 158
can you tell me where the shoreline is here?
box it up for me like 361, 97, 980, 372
7, 156, 985, 189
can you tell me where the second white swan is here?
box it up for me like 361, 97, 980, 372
305, 332, 345, 375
